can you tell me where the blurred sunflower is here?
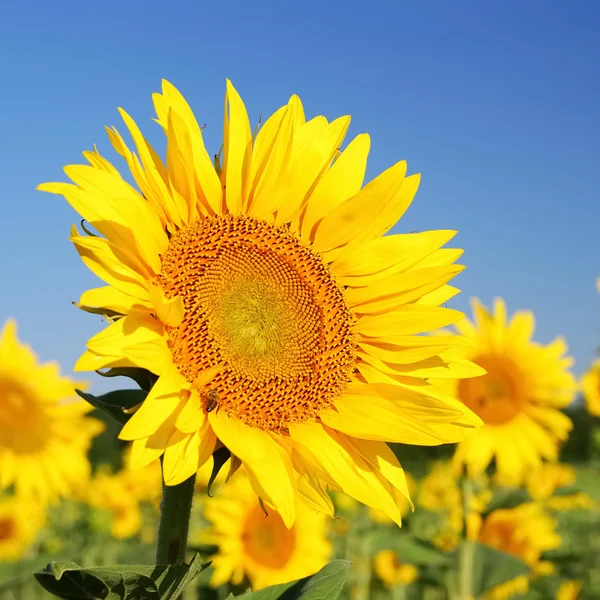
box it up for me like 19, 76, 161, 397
0, 320, 103, 503
86, 468, 142, 539
203, 470, 330, 590
476, 503, 560, 599
581, 361, 600, 417
556, 580, 581, 600
524, 462, 575, 500
373, 549, 418, 588
442, 298, 576, 482
0, 494, 44, 561
40, 79, 483, 526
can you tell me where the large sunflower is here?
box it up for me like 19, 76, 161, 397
203, 469, 330, 590
40, 80, 482, 526
442, 298, 577, 482
0, 320, 103, 503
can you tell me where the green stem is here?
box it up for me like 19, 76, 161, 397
156, 465, 197, 565
459, 478, 475, 600
391, 584, 407, 600
353, 506, 372, 600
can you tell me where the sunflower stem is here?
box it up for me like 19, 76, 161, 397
459, 477, 475, 600
156, 463, 196, 566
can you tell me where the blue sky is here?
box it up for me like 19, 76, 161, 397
1, 0, 598, 392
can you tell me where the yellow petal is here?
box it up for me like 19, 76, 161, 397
74, 350, 135, 372
79, 286, 149, 314
155, 80, 223, 216
347, 266, 464, 314
344, 437, 413, 510
357, 305, 464, 336
163, 430, 201, 485
416, 285, 461, 306
86, 310, 164, 356
248, 101, 297, 218
330, 230, 456, 286
301, 133, 370, 242
117, 109, 186, 228
70, 233, 150, 301
275, 115, 351, 225
208, 412, 296, 527
149, 286, 184, 327
175, 391, 206, 433
289, 423, 402, 524
221, 80, 252, 215
312, 161, 418, 253
321, 386, 464, 444
119, 365, 188, 440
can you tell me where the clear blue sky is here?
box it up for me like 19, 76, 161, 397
1, 1, 598, 392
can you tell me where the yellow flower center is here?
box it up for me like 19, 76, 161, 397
159, 215, 356, 431
0, 517, 15, 542
242, 504, 296, 569
0, 377, 47, 451
457, 355, 525, 425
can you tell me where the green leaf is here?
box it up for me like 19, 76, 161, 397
484, 488, 530, 514
34, 554, 207, 600
233, 560, 350, 599
468, 542, 531, 596
368, 530, 450, 567
75, 389, 148, 426
96, 368, 158, 393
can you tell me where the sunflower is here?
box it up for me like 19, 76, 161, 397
442, 298, 577, 482
475, 503, 560, 600
373, 549, 418, 588
0, 320, 103, 503
556, 580, 581, 600
525, 462, 575, 501
39, 79, 482, 526
202, 469, 330, 590
582, 361, 600, 417
0, 494, 44, 561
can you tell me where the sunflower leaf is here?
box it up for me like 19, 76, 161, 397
455, 542, 531, 596
75, 389, 148, 426
34, 554, 208, 600
232, 560, 350, 599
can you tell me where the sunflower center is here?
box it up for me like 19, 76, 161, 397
0, 517, 15, 541
242, 504, 296, 568
457, 355, 525, 425
159, 215, 356, 430
0, 377, 47, 451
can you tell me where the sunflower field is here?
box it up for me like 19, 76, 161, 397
1, 81, 599, 600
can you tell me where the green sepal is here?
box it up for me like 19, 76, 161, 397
230, 560, 350, 599
73, 301, 123, 320
96, 367, 158, 392
207, 447, 231, 497
75, 389, 148, 426
34, 554, 208, 600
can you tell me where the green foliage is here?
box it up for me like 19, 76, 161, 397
34, 554, 207, 600
227, 561, 350, 600
454, 542, 531, 597
76, 389, 148, 426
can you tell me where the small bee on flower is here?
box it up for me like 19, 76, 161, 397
205, 389, 219, 413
